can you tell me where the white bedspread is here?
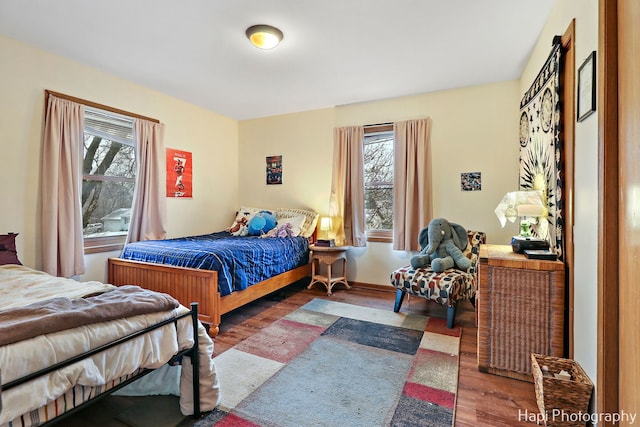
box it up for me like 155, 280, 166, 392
0, 265, 219, 425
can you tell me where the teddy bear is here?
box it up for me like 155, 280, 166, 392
410, 218, 471, 273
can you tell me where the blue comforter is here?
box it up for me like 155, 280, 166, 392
120, 231, 310, 296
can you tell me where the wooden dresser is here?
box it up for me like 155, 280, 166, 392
477, 244, 565, 381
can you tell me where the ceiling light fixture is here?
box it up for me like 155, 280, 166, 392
246, 24, 283, 50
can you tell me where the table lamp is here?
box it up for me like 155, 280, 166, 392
516, 203, 546, 237
316, 217, 335, 247
494, 190, 550, 253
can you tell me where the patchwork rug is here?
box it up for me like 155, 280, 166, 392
197, 298, 461, 427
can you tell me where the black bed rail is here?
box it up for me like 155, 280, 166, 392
1, 302, 201, 424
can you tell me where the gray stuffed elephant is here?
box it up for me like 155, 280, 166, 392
410, 218, 471, 273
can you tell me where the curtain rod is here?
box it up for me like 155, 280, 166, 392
44, 90, 160, 123
364, 122, 393, 128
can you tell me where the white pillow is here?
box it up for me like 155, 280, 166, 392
275, 208, 319, 238
278, 215, 307, 237
227, 206, 263, 236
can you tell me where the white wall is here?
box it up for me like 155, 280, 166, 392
238, 80, 520, 286
519, 0, 599, 394
0, 35, 239, 282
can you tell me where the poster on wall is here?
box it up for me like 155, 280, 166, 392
266, 155, 282, 185
166, 148, 192, 198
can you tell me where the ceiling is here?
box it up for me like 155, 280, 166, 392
0, 0, 555, 120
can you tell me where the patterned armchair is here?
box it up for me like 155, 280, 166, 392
390, 230, 486, 328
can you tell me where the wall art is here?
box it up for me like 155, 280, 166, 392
166, 148, 192, 197
266, 155, 282, 185
461, 172, 481, 191
577, 51, 596, 122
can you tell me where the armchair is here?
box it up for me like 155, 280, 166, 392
390, 230, 486, 328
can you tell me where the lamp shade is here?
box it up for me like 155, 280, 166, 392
320, 217, 332, 231
494, 190, 545, 227
246, 25, 283, 50
516, 204, 546, 217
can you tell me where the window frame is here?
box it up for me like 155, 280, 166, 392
82, 108, 136, 253
44, 91, 159, 254
363, 123, 394, 243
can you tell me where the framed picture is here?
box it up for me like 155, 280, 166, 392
461, 172, 481, 191
166, 148, 192, 197
266, 155, 282, 185
577, 51, 596, 122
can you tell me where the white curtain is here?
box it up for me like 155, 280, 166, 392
329, 126, 366, 247
41, 95, 86, 277
392, 118, 433, 251
127, 119, 167, 243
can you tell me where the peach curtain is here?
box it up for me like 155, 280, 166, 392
393, 118, 433, 250
329, 126, 366, 247
127, 119, 167, 243
41, 96, 86, 277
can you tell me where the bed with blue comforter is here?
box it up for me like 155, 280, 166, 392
109, 207, 318, 336
120, 231, 310, 297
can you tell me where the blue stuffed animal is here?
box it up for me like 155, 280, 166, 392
248, 210, 277, 236
410, 218, 471, 273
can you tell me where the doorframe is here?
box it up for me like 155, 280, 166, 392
560, 20, 576, 358
597, 0, 620, 419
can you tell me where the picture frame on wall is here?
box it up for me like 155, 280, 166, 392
266, 155, 282, 185
577, 51, 596, 122
461, 172, 481, 191
166, 148, 192, 197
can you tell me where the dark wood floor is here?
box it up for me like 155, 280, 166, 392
214, 280, 541, 427
61, 280, 541, 426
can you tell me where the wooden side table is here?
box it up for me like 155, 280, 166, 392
477, 244, 565, 382
307, 245, 350, 296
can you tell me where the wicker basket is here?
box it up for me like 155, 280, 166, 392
531, 354, 594, 426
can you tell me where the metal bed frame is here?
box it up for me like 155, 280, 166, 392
1, 303, 201, 425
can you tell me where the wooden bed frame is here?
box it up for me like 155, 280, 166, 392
108, 258, 311, 337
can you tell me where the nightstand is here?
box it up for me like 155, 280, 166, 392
307, 245, 350, 296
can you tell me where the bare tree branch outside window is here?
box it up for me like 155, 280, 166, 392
364, 131, 394, 230
82, 109, 136, 238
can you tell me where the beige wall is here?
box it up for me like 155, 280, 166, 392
239, 80, 520, 286
4, 3, 598, 387
238, 108, 336, 214
519, 0, 599, 394
0, 35, 239, 282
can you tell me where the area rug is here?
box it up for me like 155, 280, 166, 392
196, 298, 461, 427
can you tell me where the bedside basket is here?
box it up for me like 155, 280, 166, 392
531, 354, 594, 427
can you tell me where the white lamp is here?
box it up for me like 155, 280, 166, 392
319, 217, 332, 240
316, 217, 335, 247
495, 190, 549, 239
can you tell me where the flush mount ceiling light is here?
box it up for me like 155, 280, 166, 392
246, 24, 283, 50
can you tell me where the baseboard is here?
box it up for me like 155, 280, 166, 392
348, 281, 396, 293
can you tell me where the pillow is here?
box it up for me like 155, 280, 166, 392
0, 233, 22, 265
248, 211, 277, 236
277, 215, 306, 237
274, 208, 319, 238
227, 206, 262, 236
262, 223, 296, 238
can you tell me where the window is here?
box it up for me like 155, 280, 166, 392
82, 107, 136, 253
363, 124, 394, 242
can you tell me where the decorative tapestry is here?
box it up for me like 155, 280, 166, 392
519, 40, 563, 259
